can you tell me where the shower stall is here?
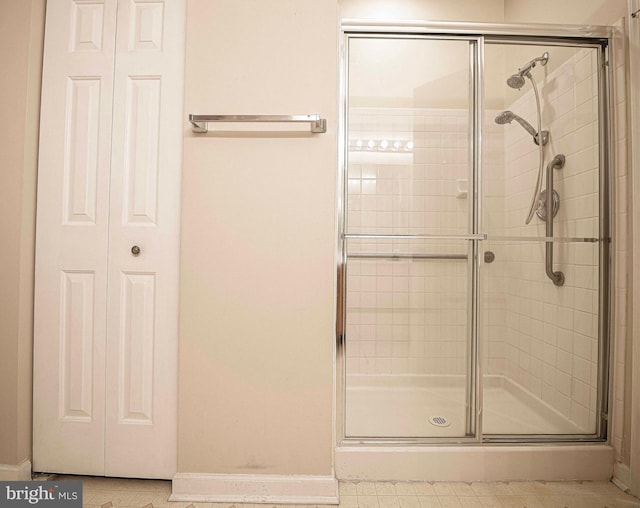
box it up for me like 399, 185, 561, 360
336, 22, 612, 459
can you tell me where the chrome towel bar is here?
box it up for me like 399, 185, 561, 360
348, 253, 467, 261
189, 114, 327, 133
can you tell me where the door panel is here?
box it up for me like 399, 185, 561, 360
342, 36, 477, 439
481, 43, 603, 436
104, 0, 184, 478
33, 0, 184, 478
33, 0, 117, 475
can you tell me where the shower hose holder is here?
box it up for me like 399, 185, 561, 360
534, 130, 549, 146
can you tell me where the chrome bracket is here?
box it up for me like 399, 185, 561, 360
534, 130, 549, 146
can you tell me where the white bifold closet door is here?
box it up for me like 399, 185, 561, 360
33, 0, 185, 479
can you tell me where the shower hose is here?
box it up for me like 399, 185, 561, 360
525, 74, 545, 225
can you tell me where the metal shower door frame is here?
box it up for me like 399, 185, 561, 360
337, 32, 484, 444
480, 36, 612, 443
336, 22, 613, 446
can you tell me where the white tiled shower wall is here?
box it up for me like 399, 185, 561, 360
345, 47, 616, 434
345, 108, 470, 376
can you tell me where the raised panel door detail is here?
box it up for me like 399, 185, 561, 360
63, 77, 101, 225
129, 1, 164, 51
59, 271, 95, 422
123, 77, 161, 225
119, 272, 156, 424
70, 0, 105, 52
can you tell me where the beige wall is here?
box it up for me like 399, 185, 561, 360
504, 0, 626, 25
178, 0, 338, 475
0, 0, 45, 467
339, 0, 505, 22
339, 0, 626, 25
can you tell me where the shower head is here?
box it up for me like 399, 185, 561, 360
507, 52, 550, 90
506, 73, 527, 90
494, 110, 549, 145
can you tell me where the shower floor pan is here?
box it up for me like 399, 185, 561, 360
345, 374, 586, 438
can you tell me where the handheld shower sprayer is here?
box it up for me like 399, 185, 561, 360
494, 110, 548, 146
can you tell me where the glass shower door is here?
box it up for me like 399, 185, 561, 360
341, 36, 480, 439
481, 42, 607, 437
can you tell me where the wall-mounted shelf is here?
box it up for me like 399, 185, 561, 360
189, 114, 327, 133
456, 178, 468, 199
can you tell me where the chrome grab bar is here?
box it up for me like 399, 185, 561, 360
544, 154, 565, 286
188, 114, 327, 133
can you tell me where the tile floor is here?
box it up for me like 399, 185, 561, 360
50, 475, 640, 508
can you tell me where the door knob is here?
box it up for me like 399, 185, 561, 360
131, 245, 141, 256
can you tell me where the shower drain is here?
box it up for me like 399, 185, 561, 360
428, 416, 451, 427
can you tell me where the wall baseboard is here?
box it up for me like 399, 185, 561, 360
170, 473, 339, 504
613, 462, 631, 492
0, 460, 32, 481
